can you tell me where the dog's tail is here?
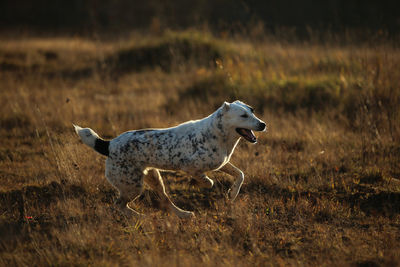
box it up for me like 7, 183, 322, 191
73, 124, 109, 157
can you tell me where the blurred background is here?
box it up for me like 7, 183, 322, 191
1, 0, 399, 40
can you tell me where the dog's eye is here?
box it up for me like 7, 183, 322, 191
241, 114, 248, 118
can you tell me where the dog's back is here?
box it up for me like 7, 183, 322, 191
108, 118, 227, 172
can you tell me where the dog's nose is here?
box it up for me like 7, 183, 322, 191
258, 122, 266, 131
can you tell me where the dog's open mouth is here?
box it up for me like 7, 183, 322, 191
236, 128, 257, 143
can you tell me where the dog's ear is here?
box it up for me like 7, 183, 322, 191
222, 101, 230, 112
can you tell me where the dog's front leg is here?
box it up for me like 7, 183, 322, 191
219, 162, 244, 201
192, 173, 214, 188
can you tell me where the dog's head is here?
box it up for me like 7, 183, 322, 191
219, 100, 266, 143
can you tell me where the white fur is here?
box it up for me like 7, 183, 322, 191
75, 100, 266, 218
73, 124, 99, 148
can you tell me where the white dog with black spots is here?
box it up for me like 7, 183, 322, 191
74, 100, 267, 218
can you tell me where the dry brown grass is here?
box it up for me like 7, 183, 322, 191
0, 31, 399, 266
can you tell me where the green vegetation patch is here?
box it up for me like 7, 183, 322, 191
166, 73, 357, 116
106, 34, 224, 73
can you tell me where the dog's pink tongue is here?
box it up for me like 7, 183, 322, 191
242, 129, 256, 142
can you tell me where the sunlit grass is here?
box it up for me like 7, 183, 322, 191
0, 30, 399, 266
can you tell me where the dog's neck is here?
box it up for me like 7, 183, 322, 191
208, 108, 241, 155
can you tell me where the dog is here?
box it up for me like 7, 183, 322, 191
74, 100, 266, 218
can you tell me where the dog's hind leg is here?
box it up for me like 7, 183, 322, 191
114, 181, 144, 218
219, 162, 244, 201
106, 162, 144, 217
115, 193, 142, 218
144, 169, 194, 218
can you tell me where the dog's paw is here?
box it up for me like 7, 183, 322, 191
177, 210, 195, 219
194, 175, 214, 189
227, 187, 239, 202
203, 178, 214, 188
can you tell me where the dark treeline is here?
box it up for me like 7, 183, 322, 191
1, 0, 399, 37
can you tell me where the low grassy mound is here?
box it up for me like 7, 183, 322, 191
106, 34, 224, 73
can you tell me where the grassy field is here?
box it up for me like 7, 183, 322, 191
0, 30, 399, 266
